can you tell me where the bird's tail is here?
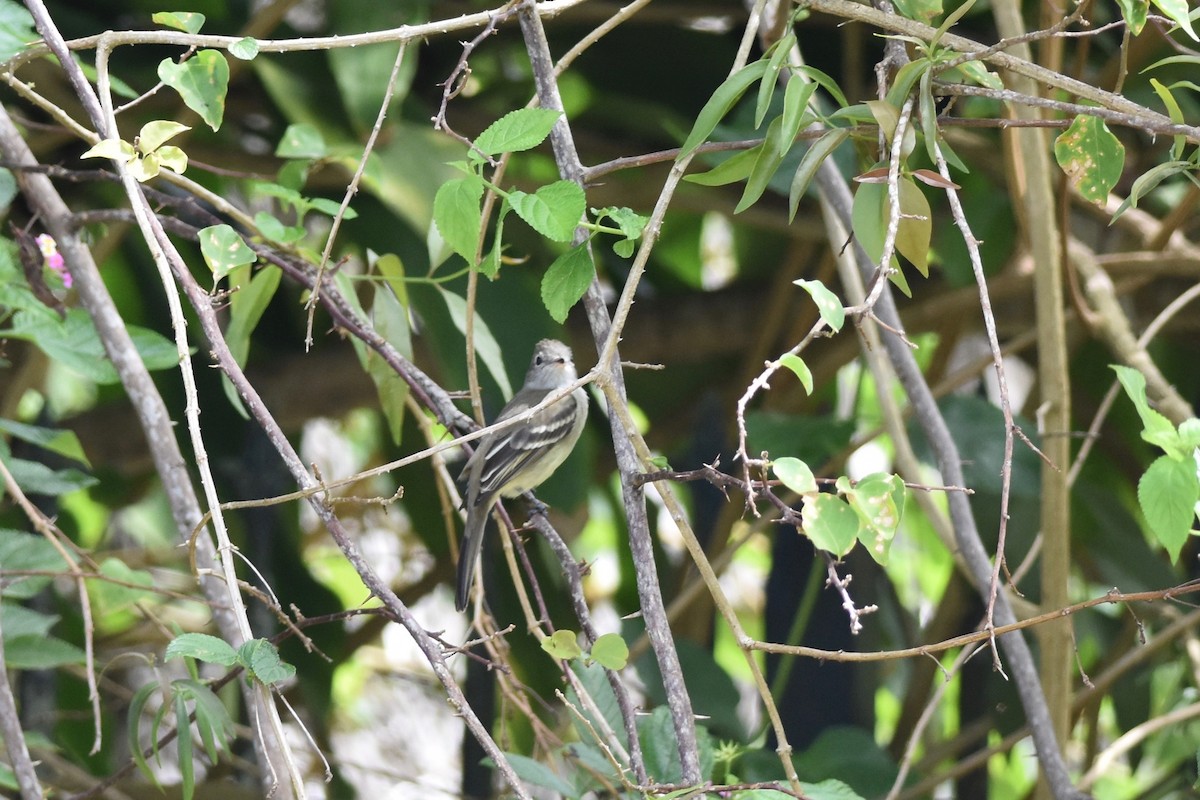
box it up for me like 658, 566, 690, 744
455, 498, 490, 611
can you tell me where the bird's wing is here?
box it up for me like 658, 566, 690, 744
471, 391, 580, 496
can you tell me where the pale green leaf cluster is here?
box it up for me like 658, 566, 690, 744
1112, 365, 1200, 561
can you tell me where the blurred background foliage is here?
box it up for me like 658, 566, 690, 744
1, 0, 1199, 798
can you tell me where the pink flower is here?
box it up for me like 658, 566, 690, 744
36, 233, 71, 288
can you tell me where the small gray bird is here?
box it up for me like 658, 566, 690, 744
456, 339, 588, 611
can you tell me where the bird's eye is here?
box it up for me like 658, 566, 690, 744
535, 355, 545, 366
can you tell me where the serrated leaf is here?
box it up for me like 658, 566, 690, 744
237, 639, 296, 685
137, 120, 190, 153
1053, 115, 1125, 205
508, 180, 586, 242
1138, 454, 1199, 562
541, 629, 583, 660
590, 633, 629, 670
780, 353, 813, 394
165, 633, 240, 667
793, 278, 845, 332
433, 176, 484, 263
773, 456, 817, 494
474, 107, 562, 157
541, 243, 593, 323
198, 224, 256, 282
503, 753, 577, 797
157, 50, 229, 131
275, 122, 326, 159
802, 493, 860, 557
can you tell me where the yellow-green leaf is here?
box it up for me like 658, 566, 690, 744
1053, 115, 1125, 205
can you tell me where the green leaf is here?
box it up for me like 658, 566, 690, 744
93, 558, 155, 612
152, 11, 205, 33
0, 529, 71, 599
503, 753, 577, 797
157, 50, 229, 131
0, 603, 58, 638
802, 493, 860, 557
799, 779, 867, 800
1112, 364, 1182, 456
81, 138, 135, 162
1152, 0, 1198, 41
437, 288, 511, 397
789, 128, 849, 221
0, 1, 37, 63
175, 691, 195, 800
793, 278, 845, 332
1053, 115, 1126, 205
237, 639, 296, 685
590, 632, 629, 670
892, 0, 943, 22
1149, 78, 1186, 158
735, 116, 789, 213
199, 224, 257, 282
541, 629, 583, 660
780, 353, 813, 394
165, 633, 240, 667
229, 37, 259, 60
684, 146, 759, 187
0, 418, 88, 465
254, 211, 304, 244
896, 176, 932, 275
1138, 454, 1199, 562
508, 180, 586, 242
474, 107, 562, 157
773, 456, 817, 494
178, 678, 234, 765
844, 472, 904, 565
1115, 0, 1149, 35
155, 145, 188, 174
756, 33, 796, 128
678, 60, 769, 158
128, 683, 161, 784
275, 122, 326, 159
137, 120, 190, 153
221, 266, 280, 415
432, 176, 484, 262
364, 265, 411, 445
5, 308, 179, 381
4, 634, 85, 668
1110, 159, 1191, 220
541, 242, 594, 323
779, 76, 817, 151
6, 457, 97, 495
